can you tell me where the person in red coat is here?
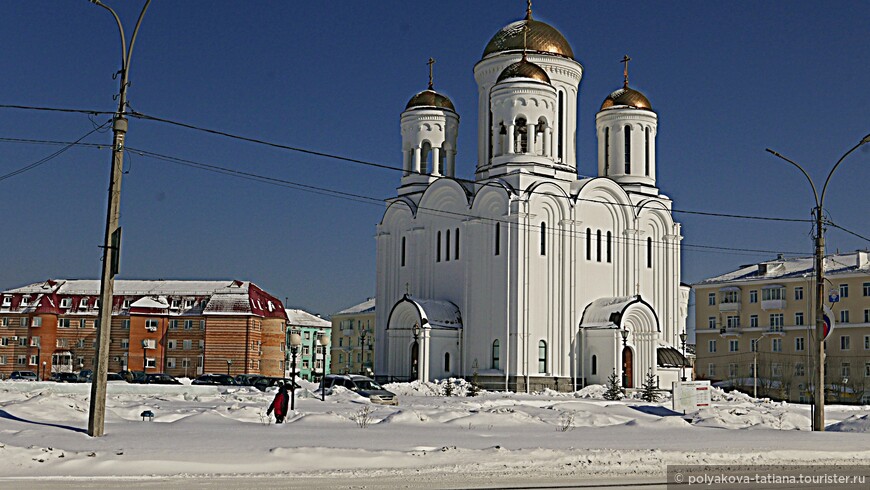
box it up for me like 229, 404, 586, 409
267, 384, 290, 423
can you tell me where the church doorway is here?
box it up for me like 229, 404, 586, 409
410, 341, 419, 381
622, 347, 633, 388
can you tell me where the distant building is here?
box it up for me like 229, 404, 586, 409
284, 308, 331, 381
0, 279, 287, 379
330, 298, 375, 377
694, 252, 870, 404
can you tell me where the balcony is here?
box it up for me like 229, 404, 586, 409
719, 327, 741, 337
763, 326, 785, 336
761, 299, 787, 311
718, 301, 741, 313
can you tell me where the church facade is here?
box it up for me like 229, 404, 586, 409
375, 7, 689, 391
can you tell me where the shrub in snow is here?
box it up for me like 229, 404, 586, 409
639, 369, 661, 403
443, 378, 455, 397
352, 405, 375, 428
603, 370, 624, 401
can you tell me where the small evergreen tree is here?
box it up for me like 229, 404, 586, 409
443, 378, 455, 397
467, 370, 481, 397
640, 368, 660, 402
603, 370, 624, 400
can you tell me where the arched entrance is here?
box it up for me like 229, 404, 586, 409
622, 346, 633, 388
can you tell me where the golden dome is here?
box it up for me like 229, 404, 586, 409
496, 59, 551, 84
600, 86, 652, 111
483, 18, 574, 60
405, 89, 455, 111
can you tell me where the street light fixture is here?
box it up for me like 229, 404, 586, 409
412, 323, 421, 381
766, 133, 870, 432
288, 332, 302, 410
226, 359, 232, 376
359, 328, 369, 375
620, 328, 630, 388
318, 332, 330, 402
679, 331, 688, 382
42, 361, 47, 382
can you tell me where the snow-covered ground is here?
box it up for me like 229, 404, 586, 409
1, 378, 869, 488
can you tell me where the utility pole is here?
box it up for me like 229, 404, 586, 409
88, 0, 151, 437
766, 133, 869, 431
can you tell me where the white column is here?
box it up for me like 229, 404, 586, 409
403, 150, 411, 176
413, 147, 422, 174
526, 123, 535, 154
506, 125, 515, 154
542, 128, 551, 158
491, 126, 500, 157
447, 150, 456, 177
431, 147, 441, 176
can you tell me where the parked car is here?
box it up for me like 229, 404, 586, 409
10, 371, 38, 381
320, 374, 398, 405
251, 376, 299, 392
118, 370, 147, 383
145, 373, 181, 385
78, 369, 93, 382
191, 373, 237, 386
234, 374, 265, 386
106, 373, 126, 382
52, 372, 81, 383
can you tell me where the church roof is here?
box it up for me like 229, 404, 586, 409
482, 16, 574, 60
600, 85, 652, 111
496, 59, 551, 84
580, 296, 640, 326
405, 296, 462, 329
405, 89, 455, 111
657, 346, 690, 368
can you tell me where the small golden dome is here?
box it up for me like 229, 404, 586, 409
600, 86, 652, 111
483, 18, 574, 60
405, 89, 455, 111
496, 59, 551, 84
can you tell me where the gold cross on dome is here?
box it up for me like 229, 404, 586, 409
526, 0, 533, 19
427, 58, 435, 90
621, 54, 632, 87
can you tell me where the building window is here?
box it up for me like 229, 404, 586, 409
839, 284, 849, 298
795, 337, 805, 351
494, 223, 500, 255
708, 317, 716, 329
729, 340, 739, 352
749, 290, 758, 303
762, 287, 785, 301
708, 293, 716, 306
586, 228, 592, 260
445, 229, 451, 261
455, 228, 460, 260
726, 316, 739, 328
769, 313, 784, 329
604, 127, 609, 172
401, 237, 406, 266
865, 362, 870, 377
122, 319, 130, 330
624, 125, 631, 173
795, 312, 804, 326
795, 363, 805, 377
647, 237, 652, 268
168, 340, 176, 350
121, 339, 129, 349
540, 222, 547, 256
771, 363, 782, 378
750, 315, 758, 328
772, 338, 782, 352
145, 358, 156, 369
644, 127, 650, 176
58, 318, 70, 328
722, 291, 739, 304
842, 362, 851, 378
491, 340, 500, 370
436, 231, 441, 262
751, 338, 759, 352
591, 355, 597, 375
708, 363, 716, 378
841, 336, 850, 350
794, 287, 803, 300
184, 320, 193, 330
60, 298, 71, 309
22, 317, 30, 328
444, 352, 450, 372
17, 356, 26, 366
865, 309, 870, 324
538, 340, 547, 373
145, 319, 159, 331
78, 319, 86, 329
596, 229, 602, 262
864, 282, 870, 297
728, 363, 738, 378
865, 335, 870, 350
841, 310, 850, 324
169, 320, 178, 330
708, 340, 716, 353
606, 231, 612, 263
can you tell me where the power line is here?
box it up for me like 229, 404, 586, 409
827, 222, 870, 244
0, 121, 112, 182
0, 103, 113, 117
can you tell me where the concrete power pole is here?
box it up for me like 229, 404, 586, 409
87, 0, 151, 438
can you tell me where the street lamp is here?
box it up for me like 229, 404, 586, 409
359, 328, 369, 375
412, 323, 421, 381
679, 331, 688, 382
42, 361, 47, 382
288, 332, 302, 410
318, 332, 330, 402
88, 0, 152, 439
142, 340, 148, 374
620, 328, 630, 388
226, 359, 232, 376
766, 133, 870, 432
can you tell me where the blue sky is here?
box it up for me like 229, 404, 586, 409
1, 1, 868, 317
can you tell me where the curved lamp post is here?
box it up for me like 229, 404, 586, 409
288, 332, 302, 410
679, 331, 688, 382
88, 0, 152, 439
620, 328, 630, 388
226, 359, 232, 376
359, 328, 369, 375
318, 332, 330, 401
766, 133, 870, 431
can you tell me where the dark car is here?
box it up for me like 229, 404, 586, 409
251, 376, 299, 392
145, 373, 181, 385
191, 373, 237, 386
78, 369, 93, 382
118, 370, 147, 383
10, 371, 38, 381
53, 372, 81, 383
106, 373, 126, 382
321, 374, 398, 405
234, 374, 266, 386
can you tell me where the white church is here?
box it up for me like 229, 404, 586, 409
374, 6, 690, 391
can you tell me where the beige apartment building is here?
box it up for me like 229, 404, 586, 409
330, 298, 375, 377
694, 252, 870, 404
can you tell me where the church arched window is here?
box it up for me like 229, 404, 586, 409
557, 90, 564, 160
498, 123, 507, 156
401, 237, 406, 267
591, 354, 597, 375
596, 229, 602, 262
455, 227, 460, 260
495, 222, 501, 256
606, 231, 612, 263
444, 352, 450, 372
446, 229, 451, 261
492, 340, 500, 370
515, 117, 528, 154
604, 127, 610, 174
540, 221, 547, 256
422, 141, 433, 175
645, 127, 650, 177
537, 117, 548, 156
538, 340, 547, 373
624, 125, 632, 174
586, 227, 591, 260
647, 237, 653, 268
436, 231, 441, 262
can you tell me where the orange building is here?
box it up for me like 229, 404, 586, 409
0, 279, 287, 379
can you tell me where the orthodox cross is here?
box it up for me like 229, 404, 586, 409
405, 282, 410, 295
522, 22, 529, 60
427, 58, 435, 90
526, 0, 532, 19
621, 54, 631, 88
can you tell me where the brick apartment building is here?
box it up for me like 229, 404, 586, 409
0, 279, 288, 379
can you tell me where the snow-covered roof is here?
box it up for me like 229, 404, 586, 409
694, 251, 870, 286
130, 296, 170, 309
406, 296, 462, 329
333, 298, 375, 316
285, 308, 330, 328
580, 296, 638, 327
5, 279, 244, 296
